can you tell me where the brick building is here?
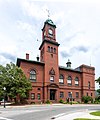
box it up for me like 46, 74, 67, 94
17, 18, 95, 104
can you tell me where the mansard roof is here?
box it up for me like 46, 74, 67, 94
59, 66, 82, 73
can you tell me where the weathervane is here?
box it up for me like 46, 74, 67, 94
46, 9, 50, 18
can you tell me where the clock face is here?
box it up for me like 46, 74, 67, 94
44, 31, 46, 36
48, 29, 53, 35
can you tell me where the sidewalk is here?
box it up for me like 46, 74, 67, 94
0, 104, 100, 120
54, 110, 100, 120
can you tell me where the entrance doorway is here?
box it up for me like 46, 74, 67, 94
50, 89, 56, 100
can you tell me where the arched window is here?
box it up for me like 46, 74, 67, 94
51, 47, 53, 53
59, 74, 64, 84
67, 76, 72, 86
88, 81, 90, 89
54, 48, 56, 53
48, 46, 50, 52
30, 70, 36, 82
75, 77, 79, 86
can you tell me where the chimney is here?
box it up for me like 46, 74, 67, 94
26, 53, 29, 60
36, 55, 39, 61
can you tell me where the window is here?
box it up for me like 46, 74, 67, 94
48, 46, 50, 52
30, 70, 36, 82
54, 48, 56, 53
60, 92, 64, 98
67, 76, 72, 86
88, 81, 90, 89
50, 76, 54, 82
49, 68, 55, 75
87, 92, 88, 96
51, 54, 53, 58
31, 93, 35, 100
59, 74, 64, 84
91, 93, 93, 96
37, 93, 41, 100
38, 88, 40, 90
51, 47, 53, 53
68, 92, 72, 98
76, 92, 79, 98
75, 77, 79, 86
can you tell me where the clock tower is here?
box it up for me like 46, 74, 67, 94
39, 18, 60, 102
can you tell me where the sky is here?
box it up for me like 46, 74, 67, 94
0, 0, 100, 89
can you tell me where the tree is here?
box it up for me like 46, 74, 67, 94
0, 62, 32, 103
0, 65, 6, 100
96, 77, 100, 95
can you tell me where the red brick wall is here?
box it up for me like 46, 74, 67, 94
42, 24, 56, 41
80, 65, 95, 99
19, 61, 44, 103
59, 69, 82, 102
42, 42, 59, 102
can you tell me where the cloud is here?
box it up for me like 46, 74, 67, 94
0, 52, 16, 63
20, 0, 48, 20
60, 51, 71, 58
17, 20, 35, 36
70, 46, 88, 53
60, 45, 88, 59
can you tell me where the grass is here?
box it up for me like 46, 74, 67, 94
74, 118, 98, 120
90, 111, 100, 116
74, 111, 100, 120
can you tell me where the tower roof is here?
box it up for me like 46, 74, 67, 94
44, 18, 56, 28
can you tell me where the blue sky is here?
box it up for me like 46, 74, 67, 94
0, 0, 100, 89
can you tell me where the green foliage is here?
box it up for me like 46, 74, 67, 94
59, 99, 64, 103
90, 111, 100, 116
95, 77, 100, 83
74, 118, 97, 120
95, 77, 100, 95
46, 100, 51, 104
0, 62, 32, 103
82, 96, 92, 103
94, 96, 100, 104
63, 101, 68, 104
97, 89, 100, 95
69, 101, 79, 104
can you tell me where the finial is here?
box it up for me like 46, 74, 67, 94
46, 9, 50, 18
68, 59, 70, 62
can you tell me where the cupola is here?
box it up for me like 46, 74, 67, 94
66, 59, 71, 68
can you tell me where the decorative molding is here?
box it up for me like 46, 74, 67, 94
49, 68, 55, 75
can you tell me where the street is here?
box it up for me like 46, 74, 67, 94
0, 104, 100, 120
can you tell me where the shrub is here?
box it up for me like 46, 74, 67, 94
59, 99, 64, 103
72, 101, 78, 104
94, 97, 100, 104
46, 100, 51, 104
82, 96, 92, 103
31, 102, 35, 104
63, 101, 68, 104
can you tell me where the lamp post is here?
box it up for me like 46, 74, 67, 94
71, 92, 72, 105
3, 87, 6, 108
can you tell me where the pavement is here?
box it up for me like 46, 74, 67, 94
0, 104, 100, 120
53, 109, 100, 120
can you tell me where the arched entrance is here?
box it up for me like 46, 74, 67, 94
50, 89, 56, 100
47, 83, 59, 102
